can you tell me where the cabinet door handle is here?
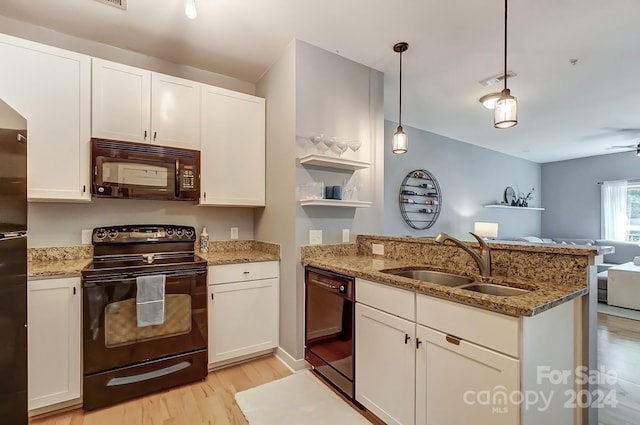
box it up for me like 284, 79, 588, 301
404, 333, 411, 344
73, 287, 76, 295
243, 271, 250, 274
446, 334, 461, 346
82, 185, 86, 193
144, 130, 148, 140
153, 131, 157, 141
211, 293, 214, 300
416, 338, 422, 349
203, 192, 206, 200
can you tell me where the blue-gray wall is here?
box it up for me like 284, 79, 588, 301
541, 151, 640, 240
384, 121, 542, 240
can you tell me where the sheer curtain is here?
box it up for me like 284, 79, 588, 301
601, 180, 628, 241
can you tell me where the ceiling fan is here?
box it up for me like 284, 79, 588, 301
605, 141, 640, 156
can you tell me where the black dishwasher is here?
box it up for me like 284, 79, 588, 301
304, 266, 356, 400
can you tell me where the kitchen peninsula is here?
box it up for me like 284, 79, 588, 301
302, 234, 600, 425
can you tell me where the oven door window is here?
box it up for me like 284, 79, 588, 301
83, 272, 207, 375
104, 294, 191, 348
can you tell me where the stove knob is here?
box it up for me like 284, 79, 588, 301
176, 229, 184, 238
166, 228, 174, 237
185, 228, 194, 238
95, 229, 106, 240
107, 229, 118, 239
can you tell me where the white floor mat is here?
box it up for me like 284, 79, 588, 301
235, 370, 371, 425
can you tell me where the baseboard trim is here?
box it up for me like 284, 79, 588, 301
208, 349, 275, 371
29, 398, 82, 418
274, 347, 308, 373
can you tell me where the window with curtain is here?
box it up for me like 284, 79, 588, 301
601, 180, 628, 241
625, 181, 640, 241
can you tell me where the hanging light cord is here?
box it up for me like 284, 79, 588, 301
503, 0, 508, 91
398, 49, 403, 127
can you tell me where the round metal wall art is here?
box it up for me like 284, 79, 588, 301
398, 169, 442, 230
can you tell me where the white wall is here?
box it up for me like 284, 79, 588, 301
383, 122, 542, 240
295, 40, 385, 246
28, 200, 254, 247
255, 41, 298, 357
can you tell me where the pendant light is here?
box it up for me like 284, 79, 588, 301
185, 0, 197, 20
494, 0, 517, 128
392, 42, 409, 154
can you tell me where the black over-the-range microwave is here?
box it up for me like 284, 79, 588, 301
91, 138, 200, 201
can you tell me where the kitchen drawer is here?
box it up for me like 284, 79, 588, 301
416, 294, 520, 358
356, 278, 415, 321
208, 261, 279, 285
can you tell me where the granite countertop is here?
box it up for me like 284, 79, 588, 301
28, 258, 92, 279
304, 255, 588, 317
197, 240, 280, 265
197, 249, 280, 265
27, 240, 280, 278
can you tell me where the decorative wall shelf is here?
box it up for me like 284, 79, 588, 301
299, 199, 372, 208
399, 169, 442, 230
484, 205, 545, 211
298, 154, 370, 171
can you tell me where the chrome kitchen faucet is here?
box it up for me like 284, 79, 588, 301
435, 232, 492, 277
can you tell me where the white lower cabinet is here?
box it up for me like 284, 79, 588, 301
355, 278, 576, 425
355, 303, 416, 425
415, 325, 520, 425
207, 262, 279, 365
28, 277, 81, 411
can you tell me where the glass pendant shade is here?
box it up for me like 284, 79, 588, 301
185, 0, 197, 19
494, 88, 517, 129
392, 126, 408, 154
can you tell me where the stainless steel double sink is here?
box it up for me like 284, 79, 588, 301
380, 268, 530, 296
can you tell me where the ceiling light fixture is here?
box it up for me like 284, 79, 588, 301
479, 92, 501, 109
185, 0, 197, 20
392, 42, 409, 154
494, 0, 517, 128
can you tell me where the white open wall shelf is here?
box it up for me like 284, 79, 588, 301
298, 154, 370, 171
299, 199, 372, 208
484, 204, 545, 211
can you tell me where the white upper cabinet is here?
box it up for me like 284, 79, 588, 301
151, 72, 200, 149
92, 58, 200, 149
0, 33, 91, 201
200, 84, 265, 206
92, 58, 151, 143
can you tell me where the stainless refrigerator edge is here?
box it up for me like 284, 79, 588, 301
0, 98, 28, 425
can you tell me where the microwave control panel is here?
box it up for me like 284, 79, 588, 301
179, 166, 196, 190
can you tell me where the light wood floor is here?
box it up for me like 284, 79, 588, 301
597, 312, 640, 425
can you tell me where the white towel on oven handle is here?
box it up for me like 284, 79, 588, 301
136, 274, 166, 327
